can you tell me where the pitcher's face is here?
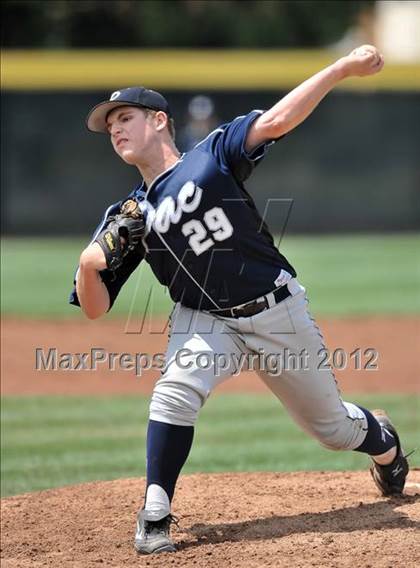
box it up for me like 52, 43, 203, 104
106, 106, 156, 165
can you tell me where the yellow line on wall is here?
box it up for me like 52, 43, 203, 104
2, 49, 419, 91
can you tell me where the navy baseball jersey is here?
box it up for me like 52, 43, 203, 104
70, 110, 296, 311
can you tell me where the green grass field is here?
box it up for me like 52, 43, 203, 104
1, 394, 419, 497
2, 233, 420, 317
2, 234, 419, 497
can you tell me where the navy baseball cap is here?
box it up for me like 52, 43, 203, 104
86, 87, 171, 133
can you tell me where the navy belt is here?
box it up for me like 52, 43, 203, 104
209, 285, 291, 319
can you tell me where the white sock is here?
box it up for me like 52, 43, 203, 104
144, 484, 170, 514
372, 445, 397, 465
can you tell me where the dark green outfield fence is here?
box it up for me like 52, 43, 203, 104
2, 89, 419, 235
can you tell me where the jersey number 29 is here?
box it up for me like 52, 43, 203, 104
181, 206, 233, 256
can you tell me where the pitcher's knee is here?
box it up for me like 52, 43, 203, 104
305, 402, 369, 451
149, 379, 204, 426
317, 428, 351, 451
314, 419, 368, 451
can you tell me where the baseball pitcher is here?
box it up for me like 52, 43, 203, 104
70, 46, 410, 554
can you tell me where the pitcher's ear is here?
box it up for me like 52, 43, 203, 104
155, 111, 168, 132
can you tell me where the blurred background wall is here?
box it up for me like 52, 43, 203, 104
2, 0, 420, 235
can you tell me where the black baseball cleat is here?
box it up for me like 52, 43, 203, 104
369, 409, 409, 496
134, 508, 178, 554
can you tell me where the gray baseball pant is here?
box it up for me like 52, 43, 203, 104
149, 279, 368, 451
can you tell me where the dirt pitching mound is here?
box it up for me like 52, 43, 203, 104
2, 472, 420, 568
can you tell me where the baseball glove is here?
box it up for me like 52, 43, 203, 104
95, 199, 145, 272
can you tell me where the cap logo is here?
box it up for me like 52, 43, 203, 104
110, 90, 121, 101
